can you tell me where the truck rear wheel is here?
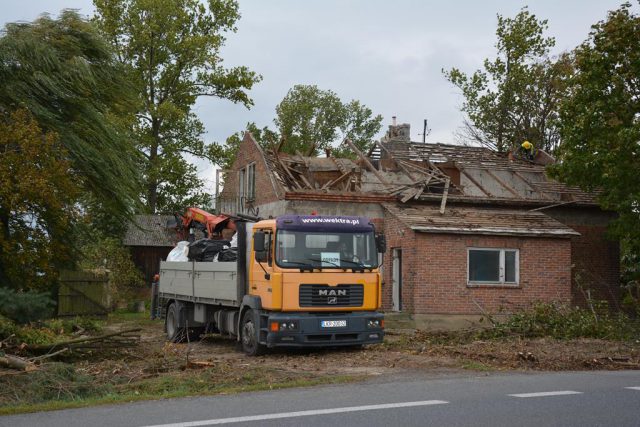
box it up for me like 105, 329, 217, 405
241, 310, 266, 356
165, 303, 185, 343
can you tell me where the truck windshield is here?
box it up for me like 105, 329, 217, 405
275, 230, 379, 269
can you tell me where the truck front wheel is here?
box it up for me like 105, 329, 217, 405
241, 310, 266, 356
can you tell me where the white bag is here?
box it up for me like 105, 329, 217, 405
167, 241, 189, 261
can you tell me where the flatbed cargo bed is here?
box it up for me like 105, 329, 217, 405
158, 260, 241, 307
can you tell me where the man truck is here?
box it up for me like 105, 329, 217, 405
157, 214, 386, 355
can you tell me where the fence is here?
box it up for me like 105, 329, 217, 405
58, 270, 111, 317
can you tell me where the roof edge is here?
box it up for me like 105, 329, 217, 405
410, 225, 580, 238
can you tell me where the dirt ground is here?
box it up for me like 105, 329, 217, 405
2, 315, 638, 412
97, 317, 640, 380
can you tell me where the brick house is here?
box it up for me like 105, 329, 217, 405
219, 122, 619, 328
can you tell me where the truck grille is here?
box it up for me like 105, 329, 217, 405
299, 284, 364, 307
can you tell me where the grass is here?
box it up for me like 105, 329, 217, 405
108, 309, 156, 325
460, 361, 492, 371
0, 362, 360, 416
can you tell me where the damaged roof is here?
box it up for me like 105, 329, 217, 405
383, 203, 580, 238
123, 215, 176, 247
258, 137, 597, 208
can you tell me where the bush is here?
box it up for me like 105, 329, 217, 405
0, 287, 54, 324
0, 363, 105, 406
78, 236, 145, 305
480, 302, 640, 341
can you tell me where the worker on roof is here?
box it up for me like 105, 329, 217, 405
520, 140, 535, 161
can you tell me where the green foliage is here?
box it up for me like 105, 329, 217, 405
0, 11, 141, 224
479, 302, 639, 341
274, 84, 382, 156
0, 110, 80, 290
93, 0, 261, 214
0, 288, 54, 324
0, 314, 104, 346
78, 234, 145, 304
621, 238, 640, 316
0, 363, 105, 406
550, 3, 640, 259
444, 7, 570, 152
43, 317, 104, 335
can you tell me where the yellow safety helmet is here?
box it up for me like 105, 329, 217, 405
521, 140, 533, 150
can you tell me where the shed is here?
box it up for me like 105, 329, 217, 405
123, 215, 176, 285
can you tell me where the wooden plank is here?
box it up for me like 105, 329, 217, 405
439, 177, 450, 214
484, 169, 521, 198
321, 171, 351, 190
460, 169, 493, 197
512, 170, 554, 200
277, 158, 303, 189
413, 185, 425, 200
401, 187, 419, 203
344, 138, 391, 186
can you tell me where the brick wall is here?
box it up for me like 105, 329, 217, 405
382, 211, 572, 315
546, 207, 620, 309
566, 224, 620, 309
219, 133, 280, 212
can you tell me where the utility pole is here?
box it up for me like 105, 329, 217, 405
419, 119, 431, 143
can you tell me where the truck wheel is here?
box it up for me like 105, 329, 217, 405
241, 310, 266, 356
165, 303, 184, 343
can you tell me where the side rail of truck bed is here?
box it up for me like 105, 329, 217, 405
158, 261, 240, 307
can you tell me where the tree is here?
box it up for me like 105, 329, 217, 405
274, 85, 382, 156
94, 0, 261, 213
444, 8, 571, 153
550, 3, 640, 254
0, 110, 80, 291
0, 11, 141, 226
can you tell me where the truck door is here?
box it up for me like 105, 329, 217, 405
251, 229, 280, 309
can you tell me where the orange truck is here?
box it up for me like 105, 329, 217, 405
157, 214, 386, 355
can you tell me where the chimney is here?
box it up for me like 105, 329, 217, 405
384, 117, 411, 143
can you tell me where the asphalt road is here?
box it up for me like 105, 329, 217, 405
2, 370, 639, 427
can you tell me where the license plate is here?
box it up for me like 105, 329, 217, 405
321, 320, 347, 328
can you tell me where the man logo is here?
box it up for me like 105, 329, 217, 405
318, 289, 347, 296
327, 297, 338, 304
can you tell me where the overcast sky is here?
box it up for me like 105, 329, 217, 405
1, 0, 633, 191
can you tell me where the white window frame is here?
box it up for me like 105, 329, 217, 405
246, 162, 256, 201
467, 247, 519, 287
237, 168, 246, 212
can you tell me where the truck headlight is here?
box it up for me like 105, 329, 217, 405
367, 319, 383, 328
272, 321, 298, 331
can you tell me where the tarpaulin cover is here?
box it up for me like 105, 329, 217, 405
188, 239, 229, 262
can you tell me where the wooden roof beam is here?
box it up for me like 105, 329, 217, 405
344, 138, 391, 186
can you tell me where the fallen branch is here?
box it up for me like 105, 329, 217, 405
0, 354, 37, 371
28, 348, 69, 362
26, 328, 142, 354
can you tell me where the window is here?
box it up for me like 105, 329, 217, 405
275, 230, 379, 269
237, 168, 246, 212
468, 248, 519, 286
247, 163, 256, 201
238, 163, 256, 210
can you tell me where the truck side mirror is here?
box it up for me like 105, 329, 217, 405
376, 234, 386, 254
254, 231, 268, 263
253, 231, 266, 252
